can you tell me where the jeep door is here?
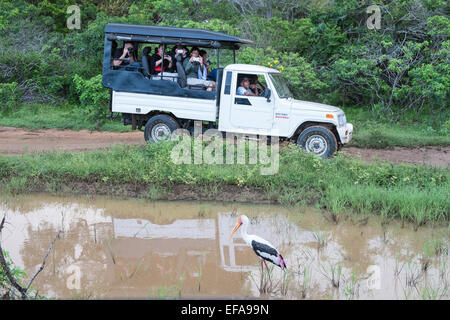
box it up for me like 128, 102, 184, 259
230, 73, 274, 131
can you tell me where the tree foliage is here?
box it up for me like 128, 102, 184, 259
0, 0, 448, 123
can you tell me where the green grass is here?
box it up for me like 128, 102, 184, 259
0, 103, 131, 132
343, 107, 450, 148
348, 123, 450, 149
0, 141, 448, 226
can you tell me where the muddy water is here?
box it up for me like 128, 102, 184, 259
0, 194, 448, 299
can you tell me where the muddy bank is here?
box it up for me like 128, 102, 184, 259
15, 179, 273, 204
1, 126, 449, 168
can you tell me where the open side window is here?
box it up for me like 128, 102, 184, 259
103, 37, 217, 100
235, 73, 267, 97
110, 40, 142, 72
102, 23, 254, 99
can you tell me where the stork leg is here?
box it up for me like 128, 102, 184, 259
260, 259, 264, 291
263, 260, 272, 286
263, 260, 270, 278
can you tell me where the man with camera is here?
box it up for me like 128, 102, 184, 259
113, 42, 138, 67
183, 47, 204, 78
171, 44, 189, 63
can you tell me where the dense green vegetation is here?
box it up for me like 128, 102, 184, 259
0, 142, 448, 226
0, 0, 448, 137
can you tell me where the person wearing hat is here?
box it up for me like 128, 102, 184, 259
236, 77, 258, 96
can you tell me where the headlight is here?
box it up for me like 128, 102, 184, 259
338, 113, 346, 127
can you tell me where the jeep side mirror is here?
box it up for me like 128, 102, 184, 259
264, 88, 271, 102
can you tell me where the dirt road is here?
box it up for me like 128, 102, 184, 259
0, 126, 144, 155
0, 126, 449, 168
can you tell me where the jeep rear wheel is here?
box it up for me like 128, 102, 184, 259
297, 126, 338, 158
144, 114, 180, 143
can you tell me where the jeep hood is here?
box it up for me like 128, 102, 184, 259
291, 99, 342, 113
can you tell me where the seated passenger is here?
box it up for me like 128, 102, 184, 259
249, 75, 266, 96
198, 50, 216, 89
113, 42, 140, 67
150, 44, 173, 75
183, 47, 202, 78
171, 44, 189, 63
236, 77, 257, 96
183, 47, 215, 91
198, 50, 211, 78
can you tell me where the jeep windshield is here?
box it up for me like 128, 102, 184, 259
269, 73, 292, 99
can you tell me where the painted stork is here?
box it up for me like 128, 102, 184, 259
229, 215, 287, 272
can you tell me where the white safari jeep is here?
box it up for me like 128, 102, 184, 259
102, 23, 353, 158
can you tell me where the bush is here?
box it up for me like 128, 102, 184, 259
73, 74, 110, 120
0, 48, 69, 103
0, 249, 28, 293
0, 82, 21, 113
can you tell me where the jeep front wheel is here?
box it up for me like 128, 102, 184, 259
297, 126, 338, 158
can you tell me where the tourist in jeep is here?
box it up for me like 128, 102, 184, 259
113, 42, 138, 67
236, 77, 257, 96
183, 47, 215, 91
150, 44, 173, 75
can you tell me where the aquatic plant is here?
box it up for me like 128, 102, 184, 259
319, 260, 342, 288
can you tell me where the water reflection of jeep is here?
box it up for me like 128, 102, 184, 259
102, 23, 353, 158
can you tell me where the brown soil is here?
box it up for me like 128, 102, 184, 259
0, 126, 145, 155
1, 126, 449, 168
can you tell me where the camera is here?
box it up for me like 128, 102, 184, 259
193, 57, 200, 62
176, 49, 184, 54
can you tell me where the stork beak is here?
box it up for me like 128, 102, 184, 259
229, 219, 242, 240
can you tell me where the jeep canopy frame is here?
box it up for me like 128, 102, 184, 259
102, 23, 253, 101
104, 23, 253, 49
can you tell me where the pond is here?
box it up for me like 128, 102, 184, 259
0, 194, 448, 299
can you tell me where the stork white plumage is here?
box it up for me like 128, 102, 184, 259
229, 215, 286, 273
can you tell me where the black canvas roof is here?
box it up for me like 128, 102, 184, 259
105, 23, 253, 49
